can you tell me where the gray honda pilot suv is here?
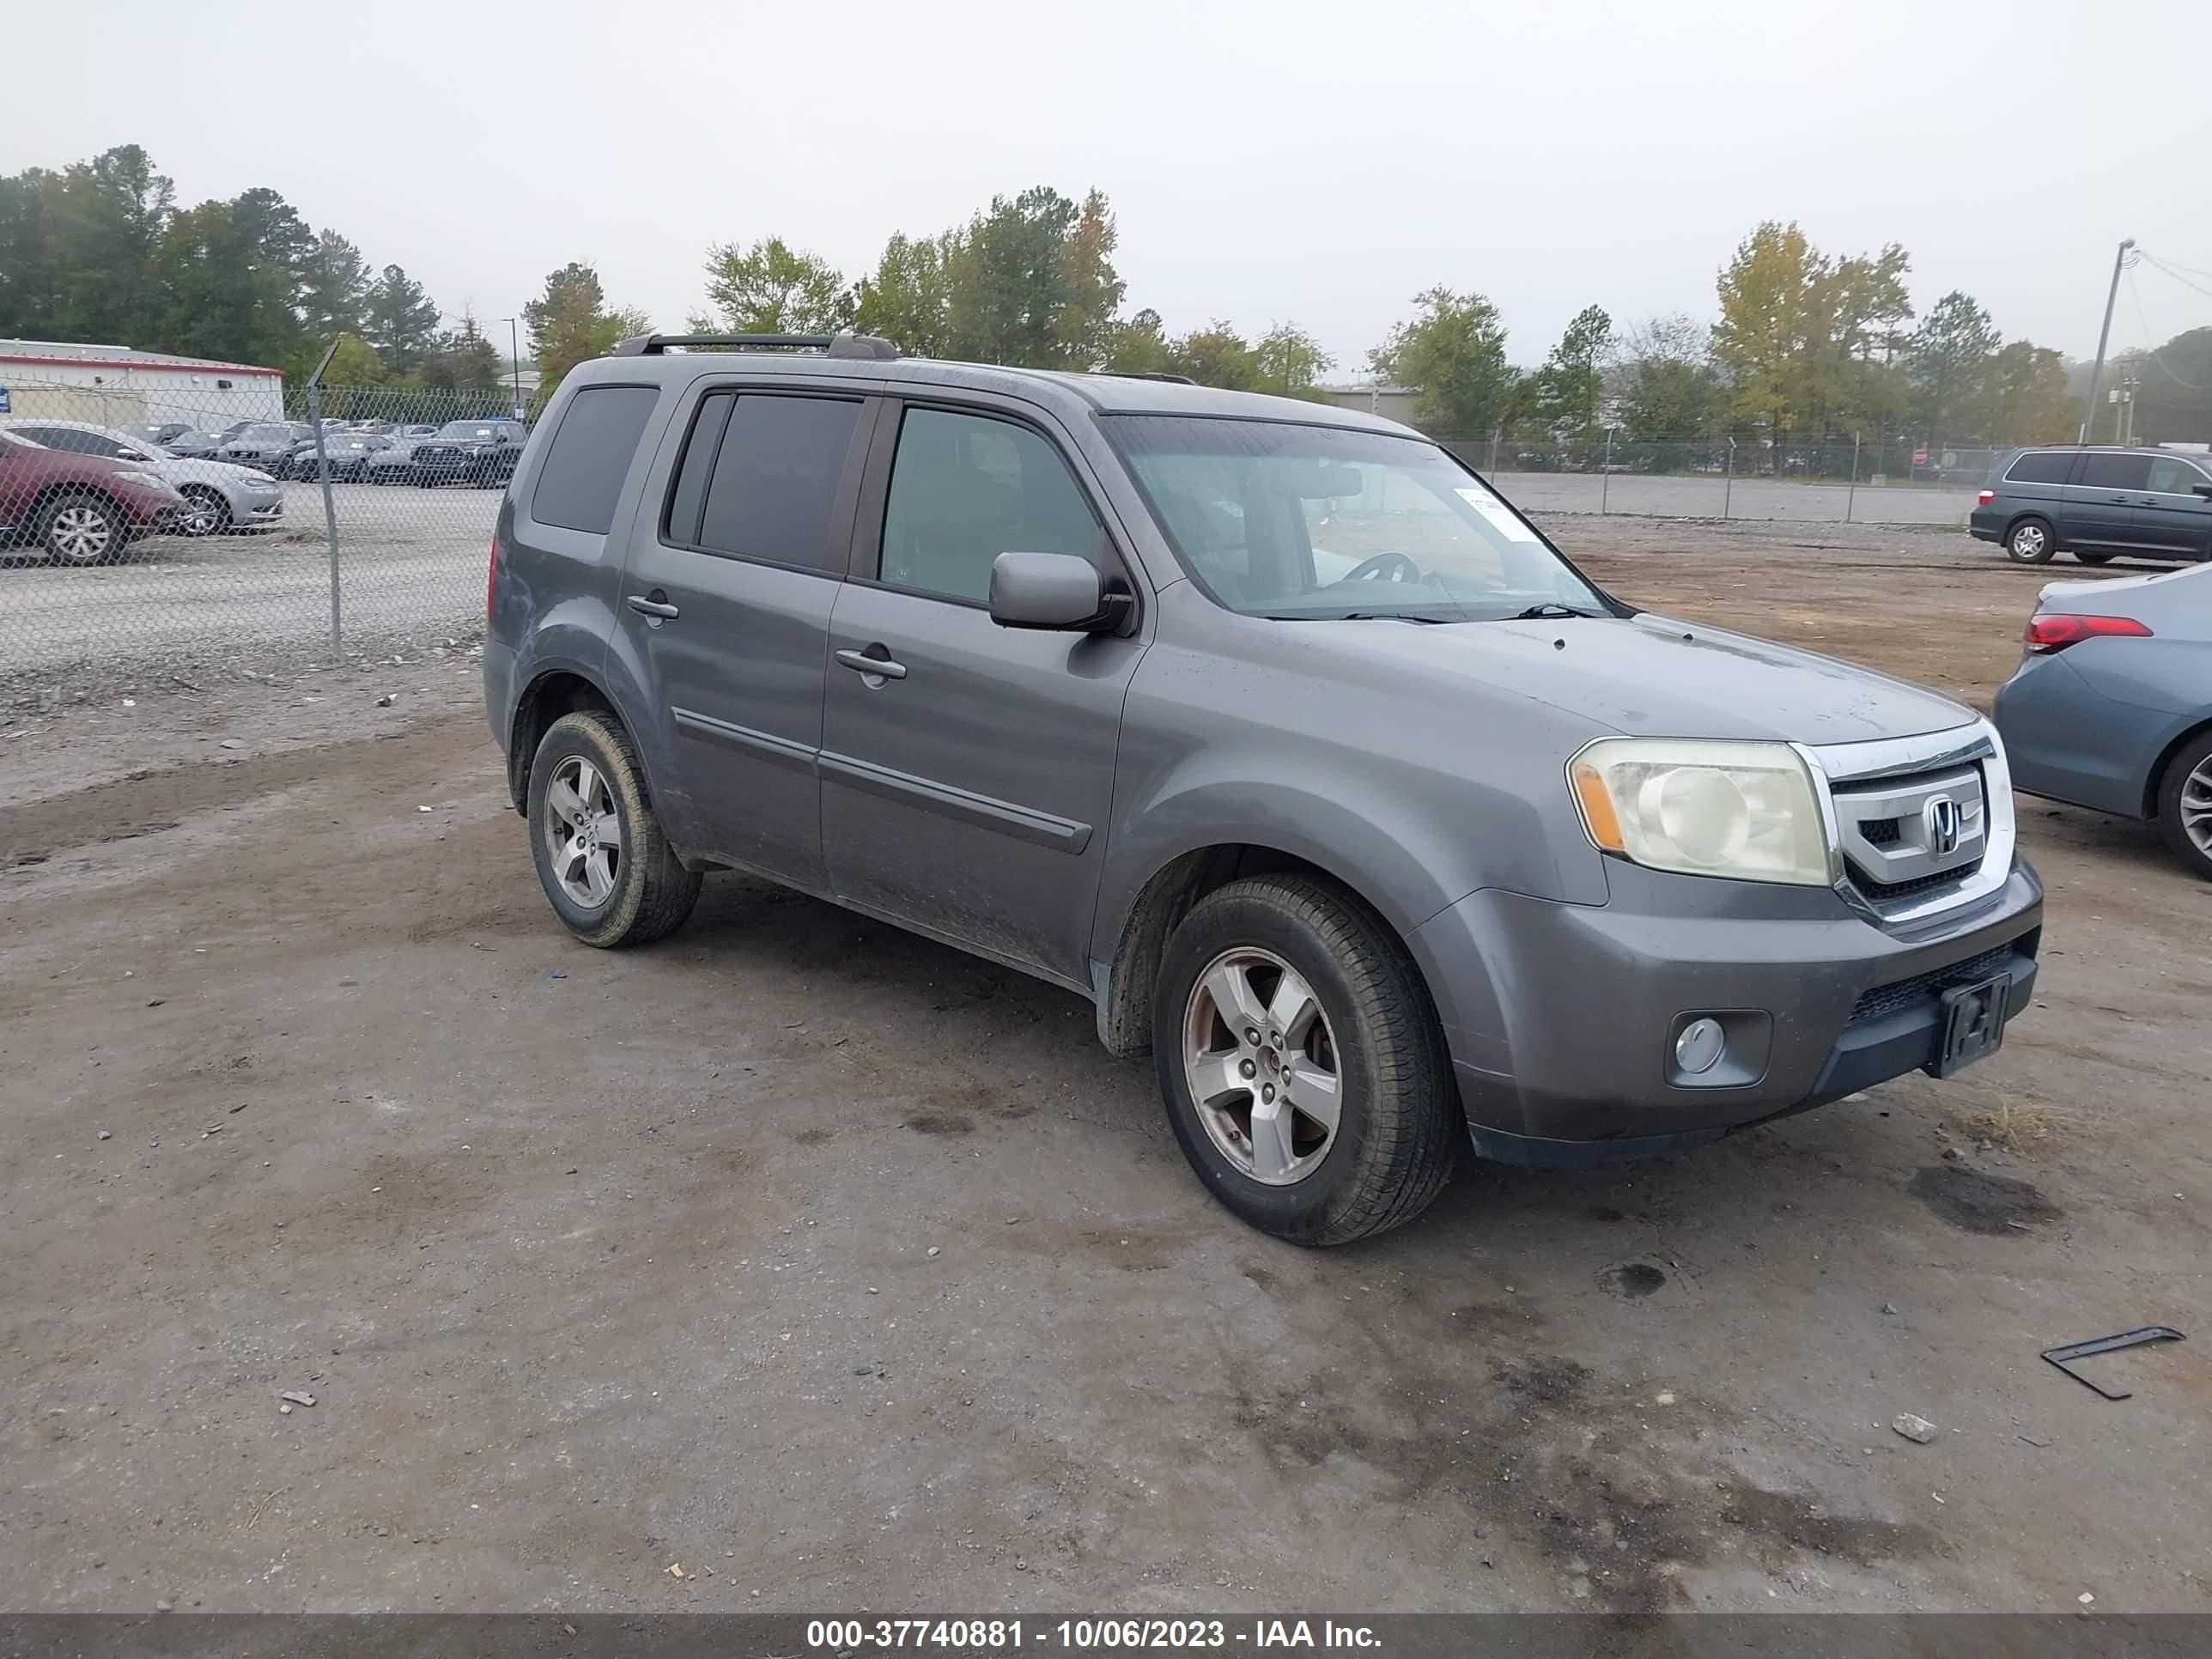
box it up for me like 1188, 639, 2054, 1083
483, 332, 2044, 1244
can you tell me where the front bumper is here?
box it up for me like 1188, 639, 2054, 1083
1413, 860, 2043, 1165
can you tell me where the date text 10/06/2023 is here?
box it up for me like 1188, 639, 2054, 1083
805, 1620, 1383, 1650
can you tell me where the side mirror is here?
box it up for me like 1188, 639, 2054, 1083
988, 550, 1131, 633
2194, 483, 2212, 501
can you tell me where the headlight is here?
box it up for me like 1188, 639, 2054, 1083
116, 471, 167, 489
1569, 738, 1832, 886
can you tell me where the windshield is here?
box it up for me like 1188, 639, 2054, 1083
1109, 416, 1611, 622
240, 425, 293, 442
435, 422, 502, 439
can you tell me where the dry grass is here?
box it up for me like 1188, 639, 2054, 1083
1948, 1095, 2091, 1154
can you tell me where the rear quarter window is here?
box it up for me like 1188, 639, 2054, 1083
529, 385, 659, 535
2004, 451, 2076, 485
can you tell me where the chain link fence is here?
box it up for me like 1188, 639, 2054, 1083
0, 379, 512, 701
1439, 434, 2002, 526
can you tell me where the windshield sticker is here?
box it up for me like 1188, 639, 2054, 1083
1456, 487, 1540, 542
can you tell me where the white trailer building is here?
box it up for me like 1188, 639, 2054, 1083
0, 339, 286, 430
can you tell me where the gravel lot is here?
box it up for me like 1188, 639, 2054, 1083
3, 518, 2207, 1615
1491, 471, 1977, 526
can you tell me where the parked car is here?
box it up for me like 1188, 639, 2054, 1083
0, 417, 284, 538
1971, 446, 2212, 566
216, 422, 310, 469
155, 428, 225, 460
273, 432, 392, 482
1995, 562, 2212, 880
482, 336, 2045, 1244
0, 431, 187, 563
412, 419, 529, 488
365, 425, 444, 484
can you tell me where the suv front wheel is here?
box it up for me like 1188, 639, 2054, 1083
1152, 874, 1458, 1245
527, 710, 702, 947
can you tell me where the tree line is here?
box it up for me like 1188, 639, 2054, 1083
9, 149, 2201, 453
0, 145, 507, 398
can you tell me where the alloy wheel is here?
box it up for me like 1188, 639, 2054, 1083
1182, 946, 1343, 1185
542, 755, 623, 908
48, 504, 114, 564
2183, 757, 2212, 858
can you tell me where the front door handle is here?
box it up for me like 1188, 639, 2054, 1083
627, 593, 680, 619
836, 647, 907, 681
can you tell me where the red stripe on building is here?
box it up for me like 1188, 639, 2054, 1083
0, 354, 284, 378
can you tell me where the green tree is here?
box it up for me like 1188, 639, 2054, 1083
853, 230, 958, 356
524, 262, 648, 404
416, 313, 503, 395
945, 185, 1082, 367
1904, 291, 2002, 439
1528, 303, 1612, 441
42, 145, 175, 346
1613, 313, 1724, 441
696, 236, 854, 335
1054, 189, 1125, 368
299, 230, 371, 343
1711, 221, 1820, 453
363, 264, 443, 375
1974, 340, 2079, 443
153, 188, 312, 369
1104, 307, 1175, 376
0, 168, 62, 338
1251, 321, 1333, 398
1369, 286, 1517, 435
1168, 321, 1261, 390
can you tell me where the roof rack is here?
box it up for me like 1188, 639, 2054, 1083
612, 331, 901, 360
1094, 369, 1198, 385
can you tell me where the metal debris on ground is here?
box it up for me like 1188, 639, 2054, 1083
2040, 1326, 2186, 1401
1893, 1413, 1938, 1443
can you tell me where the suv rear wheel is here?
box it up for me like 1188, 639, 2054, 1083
2155, 729, 2212, 882
527, 711, 702, 947
1152, 874, 1457, 1245
2006, 518, 2057, 564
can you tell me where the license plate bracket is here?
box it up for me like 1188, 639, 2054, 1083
1928, 973, 2009, 1078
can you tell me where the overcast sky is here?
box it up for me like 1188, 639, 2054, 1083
10, 0, 2210, 375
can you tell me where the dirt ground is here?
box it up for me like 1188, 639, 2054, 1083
3, 518, 2208, 1615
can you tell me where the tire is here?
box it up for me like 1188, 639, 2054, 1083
2073, 551, 2113, 565
178, 485, 231, 538
38, 492, 124, 566
526, 710, 701, 948
2154, 729, 2212, 882
2006, 518, 2057, 564
1152, 873, 1458, 1245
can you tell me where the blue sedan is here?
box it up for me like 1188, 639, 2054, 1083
1995, 562, 2212, 878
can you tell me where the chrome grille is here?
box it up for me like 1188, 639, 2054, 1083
1805, 723, 2015, 924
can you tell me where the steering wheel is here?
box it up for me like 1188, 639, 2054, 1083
1338, 550, 1422, 584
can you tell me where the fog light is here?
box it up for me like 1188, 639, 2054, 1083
1674, 1017, 1726, 1076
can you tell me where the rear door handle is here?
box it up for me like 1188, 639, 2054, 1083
627, 593, 680, 619
836, 647, 907, 681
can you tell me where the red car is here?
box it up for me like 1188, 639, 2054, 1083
0, 431, 187, 565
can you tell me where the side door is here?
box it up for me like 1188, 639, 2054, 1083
819, 398, 1147, 987
2139, 455, 2212, 557
2063, 451, 2154, 551
614, 384, 878, 892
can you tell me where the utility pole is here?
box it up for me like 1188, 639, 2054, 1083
2080, 237, 2135, 443
503, 316, 522, 420
2118, 374, 2142, 446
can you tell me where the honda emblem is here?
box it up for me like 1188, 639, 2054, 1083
1924, 794, 1962, 858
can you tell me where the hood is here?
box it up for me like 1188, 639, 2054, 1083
165, 457, 272, 487
1310, 610, 1974, 745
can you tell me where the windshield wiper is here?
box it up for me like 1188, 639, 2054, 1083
1512, 602, 1605, 620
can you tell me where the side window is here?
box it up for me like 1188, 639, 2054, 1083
878, 407, 1106, 605
528, 384, 659, 535
2148, 457, 2209, 496
2004, 451, 2075, 485
2079, 453, 2154, 492
686, 394, 862, 572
